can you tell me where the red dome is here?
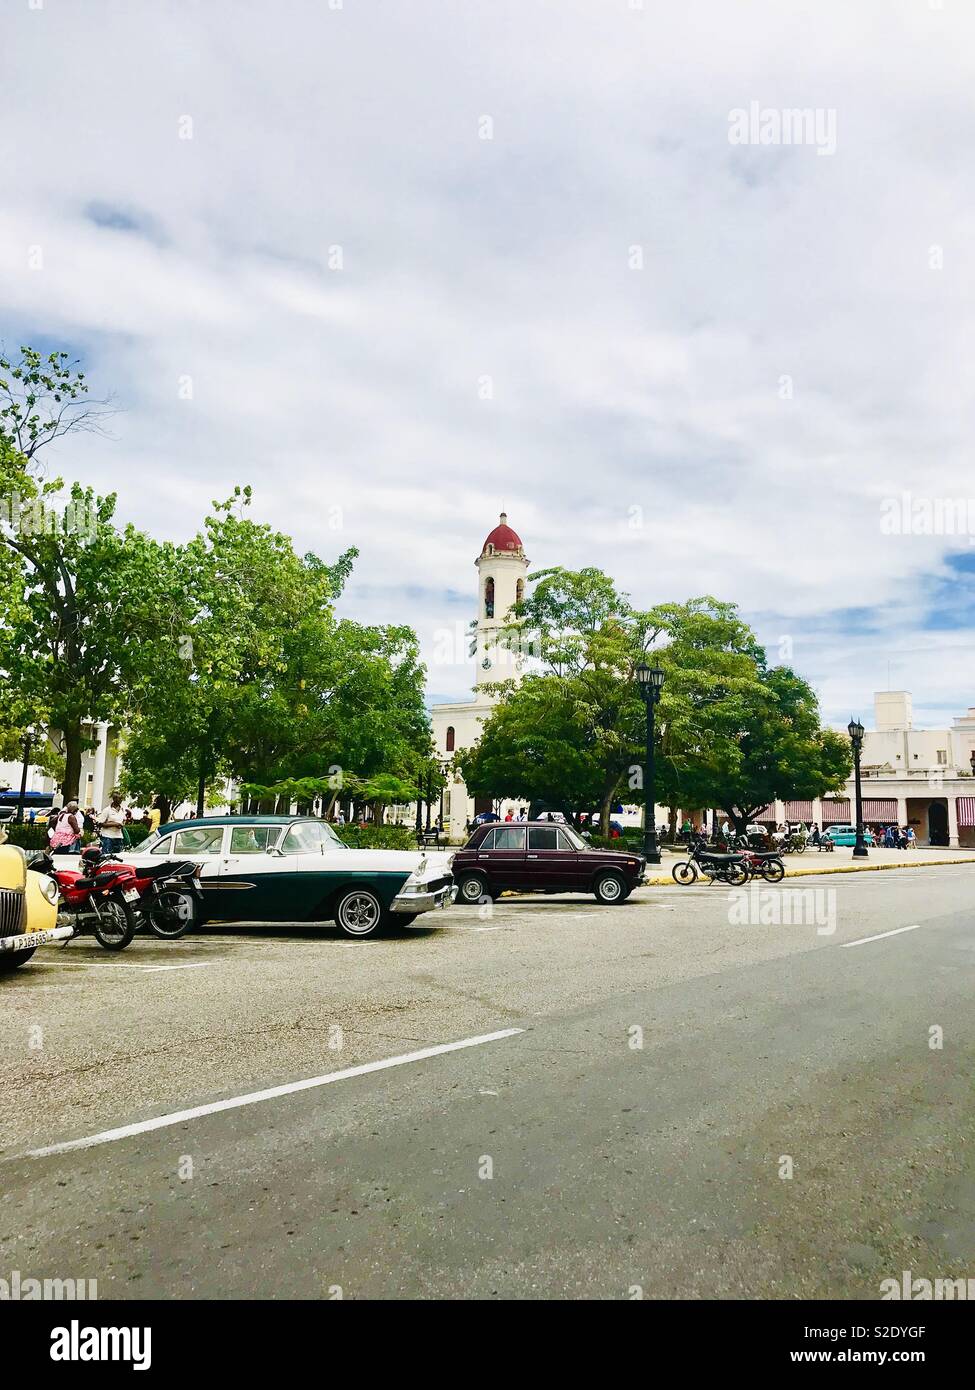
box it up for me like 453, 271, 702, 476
481, 512, 523, 554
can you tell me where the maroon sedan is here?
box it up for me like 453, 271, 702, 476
452, 821, 646, 906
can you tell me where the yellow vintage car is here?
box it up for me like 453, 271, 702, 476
0, 836, 66, 972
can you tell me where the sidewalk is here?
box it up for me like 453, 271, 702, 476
647, 844, 975, 886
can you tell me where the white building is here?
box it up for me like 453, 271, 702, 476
750, 692, 975, 847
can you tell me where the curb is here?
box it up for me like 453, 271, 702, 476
645, 856, 975, 887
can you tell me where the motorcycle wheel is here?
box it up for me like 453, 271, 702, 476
761, 859, 785, 883
147, 889, 198, 940
92, 894, 137, 951
671, 861, 697, 885
724, 862, 749, 887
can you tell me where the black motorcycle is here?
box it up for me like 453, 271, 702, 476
672, 837, 749, 887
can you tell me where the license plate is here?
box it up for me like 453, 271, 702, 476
123, 887, 141, 903
2, 929, 56, 952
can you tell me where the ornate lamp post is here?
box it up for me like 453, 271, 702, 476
15, 725, 38, 825
634, 663, 665, 864
847, 717, 868, 859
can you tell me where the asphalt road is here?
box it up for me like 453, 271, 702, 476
2, 865, 974, 1299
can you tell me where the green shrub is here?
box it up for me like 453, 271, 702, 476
3, 824, 50, 851
333, 825, 418, 851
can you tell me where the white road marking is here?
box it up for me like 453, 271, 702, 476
840, 924, 922, 948
24, 961, 211, 973
25, 1028, 525, 1157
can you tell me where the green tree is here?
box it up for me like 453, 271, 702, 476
465, 572, 846, 836
0, 449, 181, 801
709, 666, 851, 834
122, 492, 434, 814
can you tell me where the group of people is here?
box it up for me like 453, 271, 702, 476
45, 793, 164, 856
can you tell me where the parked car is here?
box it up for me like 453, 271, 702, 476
824, 825, 858, 846
0, 838, 66, 972
452, 821, 646, 905
120, 816, 454, 939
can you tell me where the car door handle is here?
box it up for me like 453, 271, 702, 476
527, 854, 539, 858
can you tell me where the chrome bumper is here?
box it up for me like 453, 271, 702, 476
390, 883, 454, 914
1, 925, 75, 953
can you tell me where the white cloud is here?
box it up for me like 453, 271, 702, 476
2, 0, 974, 724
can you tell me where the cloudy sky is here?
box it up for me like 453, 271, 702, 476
2, 0, 973, 727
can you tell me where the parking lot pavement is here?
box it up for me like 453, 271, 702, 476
1, 862, 972, 1161
3, 863, 975, 1298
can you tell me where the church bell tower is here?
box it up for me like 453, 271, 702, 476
474, 513, 529, 696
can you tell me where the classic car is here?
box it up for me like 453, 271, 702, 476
119, 816, 454, 939
451, 821, 646, 905
0, 838, 69, 972
824, 825, 859, 846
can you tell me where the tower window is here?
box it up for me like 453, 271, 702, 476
484, 578, 494, 619
446, 726, 455, 753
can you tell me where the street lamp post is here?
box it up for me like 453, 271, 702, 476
634, 663, 665, 864
15, 726, 38, 826
847, 717, 868, 859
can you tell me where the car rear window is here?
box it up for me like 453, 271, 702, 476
528, 827, 560, 850
230, 826, 282, 854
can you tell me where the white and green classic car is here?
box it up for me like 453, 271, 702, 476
121, 817, 454, 939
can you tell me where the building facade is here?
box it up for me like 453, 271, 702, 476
744, 692, 975, 847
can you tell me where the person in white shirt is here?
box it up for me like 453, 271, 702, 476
97, 794, 127, 855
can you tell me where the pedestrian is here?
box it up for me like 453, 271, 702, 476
48, 801, 83, 854
147, 798, 163, 833
96, 792, 127, 856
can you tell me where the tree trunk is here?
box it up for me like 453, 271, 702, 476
599, 787, 614, 838
62, 722, 84, 802
668, 806, 678, 843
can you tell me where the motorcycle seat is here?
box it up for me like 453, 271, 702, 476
137, 860, 196, 881
697, 852, 740, 864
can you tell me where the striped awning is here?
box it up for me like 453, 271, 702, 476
785, 801, 813, 820
958, 797, 975, 828
822, 800, 851, 824
755, 805, 777, 821
862, 798, 898, 821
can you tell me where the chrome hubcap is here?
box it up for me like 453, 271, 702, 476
341, 893, 380, 934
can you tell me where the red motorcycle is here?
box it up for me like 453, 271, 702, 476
30, 847, 141, 950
